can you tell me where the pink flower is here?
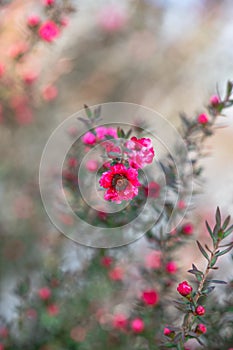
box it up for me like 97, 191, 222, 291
0, 343, 4, 350
145, 181, 160, 198
197, 113, 209, 125
68, 158, 78, 168
99, 163, 141, 202
26, 308, 37, 319
131, 318, 144, 333
38, 287, 51, 300
210, 95, 220, 106
98, 5, 126, 32
178, 200, 186, 210
166, 261, 178, 274
27, 15, 40, 27
145, 251, 161, 269
182, 223, 194, 235
177, 281, 192, 297
163, 327, 173, 336
42, 85, 58, 101
112, 314, 128, 329
22, 70, 38, 85
39, 21, 60, 42
70, 326, 86, 342
0, 327, 8, 338
141, 289, 159, 306
42, 0, 55, 6
86, 159, 98, 172
47, 303, 59, 316
108, 266, 124, 281
125, 137, 155, 169
195, 323, 207, 334
0, 63, 5, 78
101, 256, 113, 267
82, 132, 96, 145
102, 140, 121, 158
195, 305, 205, 316
8, 42, 28, 59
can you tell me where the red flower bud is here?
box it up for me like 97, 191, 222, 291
177, 281, 192, 297
197, 113, 209, 125
196, 323, 207, 334
195, 305, 206, 316
131, 318, 144, 333
141, 289, 159, 306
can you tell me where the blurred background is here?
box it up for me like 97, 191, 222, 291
1, 0, 233, 329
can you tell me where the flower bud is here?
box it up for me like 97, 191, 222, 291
195, 323, 207, 334
177, 281, 192, 297
195, 305, 206, 316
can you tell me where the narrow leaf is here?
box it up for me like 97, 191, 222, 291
84, 104, 92, 119
205, 220, 216, 243
215, 244, 233, 257
215, 207, 221, 227
201, 286, 215, 295
197, 240, 209, 261
223, 224, 233, 239
207, 279, 227, 285
222, 215, 231, 231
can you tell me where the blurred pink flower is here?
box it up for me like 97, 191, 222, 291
98, 5, 126, 32
42, 85, 58, 101
166, 261, 178, 274
141, 289, 159, 306
8, 42, 28, 59
131, 318, 144, 333
22, 70, 38, 85
86, 159, 98, 172
0, 327, 8, 338
197, 113, 209, 124
27, 15, 41, 27
39, 21, 60, 42
145, 181, 160, 198
210, 95, 220, 106
125, 137, 155, 169
82, 132, 96, 145
108, 266, 124, 281
47, 303, 59, 316
145, 250, 161, 269
70, 326, 86, 342
26, 308, 37, 319
101, 256, 113, 267
182, 223, 194, 235
112, 314, 128, 329
0, 63, 5, 78
99, 163, 141, 202
42, 0, 55, 6
38, 287, 51, 300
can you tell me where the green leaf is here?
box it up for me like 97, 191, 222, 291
205, 220, 217, 243
223, 224, 233, 239
215, 244, 233, 257
197, 240, 209, 261
222, 215, 231, 231
210, 256, 217, 267
207, 279, 227, 285
201, 286, 215, 295
215, 207, 221, 227
84, 104, 92, 119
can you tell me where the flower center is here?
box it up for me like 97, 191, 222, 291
112, 174, 128, 191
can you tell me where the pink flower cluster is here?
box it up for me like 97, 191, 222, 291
125, 136, 155, 169
82, 127, 117, 145
38, 21, 60, 42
